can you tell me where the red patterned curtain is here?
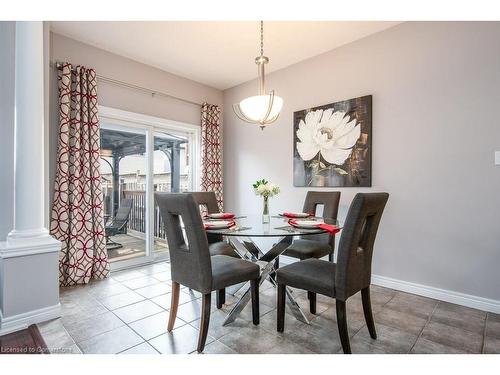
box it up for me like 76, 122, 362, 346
201, 103, 223, 210
51, 63, 109, 286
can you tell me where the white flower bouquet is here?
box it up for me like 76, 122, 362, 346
253, 179, 280, 198
252, 179, 279, 223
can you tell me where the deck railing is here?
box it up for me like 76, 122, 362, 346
121, 190, 167, 239
103, 180, 190, 240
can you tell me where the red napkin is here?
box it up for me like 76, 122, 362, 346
288, 219, 341, 235
218, 213, 235, 219
317, 223, 341, 235
204, 220, 236, 230
205, 213, 235, 219
282, 212, 313, 218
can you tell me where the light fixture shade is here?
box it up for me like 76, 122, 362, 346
238, 94, 283, 124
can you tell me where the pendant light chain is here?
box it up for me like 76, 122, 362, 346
260, 21, 264, 57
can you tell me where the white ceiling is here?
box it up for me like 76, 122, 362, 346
50, 21, 401, 90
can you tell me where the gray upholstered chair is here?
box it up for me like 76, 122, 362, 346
190, 191, 239, 308
155, 192, 260, 353
277, 191, 340, 309
282, 191, 341, 262
276, 193, 389, 354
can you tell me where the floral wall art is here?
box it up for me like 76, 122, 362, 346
293, 95, 372, 187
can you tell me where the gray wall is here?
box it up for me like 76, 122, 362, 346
223, 22, 500, 301
0, 22, 16, 240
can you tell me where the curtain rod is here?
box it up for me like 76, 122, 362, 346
53, 62, 203, 107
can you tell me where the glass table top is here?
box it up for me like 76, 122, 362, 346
205, 214, 341, 237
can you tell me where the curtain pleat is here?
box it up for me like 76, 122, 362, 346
200, 103, 223, 210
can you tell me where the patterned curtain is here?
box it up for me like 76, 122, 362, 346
51, 63, 109, 286
201, 103, 223, 210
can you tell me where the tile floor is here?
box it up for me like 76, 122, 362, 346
38, 261, 500, 354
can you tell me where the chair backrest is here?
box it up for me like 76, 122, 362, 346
302, 191, 341, 247
189, 191, 220, 214
303, 191, 341, 219
334, 193, 389, 301
189, 191, 222, 243
115, 198, 133, 221
155, 193, 213, 293
115, 198, 133, 220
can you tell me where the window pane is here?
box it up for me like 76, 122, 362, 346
100, 127, 148, 263
152, 132, 191, 253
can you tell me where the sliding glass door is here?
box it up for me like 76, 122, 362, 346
151, 130, 193, 254
99, 108, 200, 270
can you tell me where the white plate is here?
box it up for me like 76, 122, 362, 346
208, 213, 234, 219
204, 220, 234, 229
283, 212, 310, 218
290, 220, 322, 229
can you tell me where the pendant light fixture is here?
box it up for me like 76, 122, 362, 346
233, 21, 283, 130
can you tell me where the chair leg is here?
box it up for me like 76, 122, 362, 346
308, 291, 316, 314
277, 284, 286, 332
216, 288, 225, 309
106, 236, 123, 250
328, 252, 334, 262
167, 282, 180, 332
361, 287, 377, 339
250, 279, 260, 325
197, 293, 212, 353
336, 300, 351, 354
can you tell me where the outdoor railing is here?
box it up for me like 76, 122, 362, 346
122, 190, 166, 239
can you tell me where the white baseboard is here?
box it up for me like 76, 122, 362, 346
0, 303, 61, 336
372, 274, 500, 314
282, 255, 500, 314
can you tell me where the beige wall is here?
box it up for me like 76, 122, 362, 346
48, 32, 223, 217
223, 22, 500, 303
50, 32, 223, 123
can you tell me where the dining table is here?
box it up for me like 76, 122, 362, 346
205, 214, 341, 326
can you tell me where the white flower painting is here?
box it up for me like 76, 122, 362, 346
296, 109, 360, 165
293, 95, 372, 187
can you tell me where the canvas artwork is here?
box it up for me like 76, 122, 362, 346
293, 95, 372, 187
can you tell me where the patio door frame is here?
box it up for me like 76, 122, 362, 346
99, 106, 201, 271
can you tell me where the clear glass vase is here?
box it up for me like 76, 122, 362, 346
262, 196, 270, 223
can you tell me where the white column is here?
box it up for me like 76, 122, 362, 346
0, 21, 61, 335
6, 21, 51, 245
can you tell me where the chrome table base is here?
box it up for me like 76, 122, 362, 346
222, 236, 310, 326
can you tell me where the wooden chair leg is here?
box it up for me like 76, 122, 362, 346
308, 291, 316, 314
216, 288, 225, 309
167, 282, 180, 332
361, 287, 377, 339
336, 300, 351, 354
277, 284, 286, 332
197, 293, 212, 353
250, 279, 260, 325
